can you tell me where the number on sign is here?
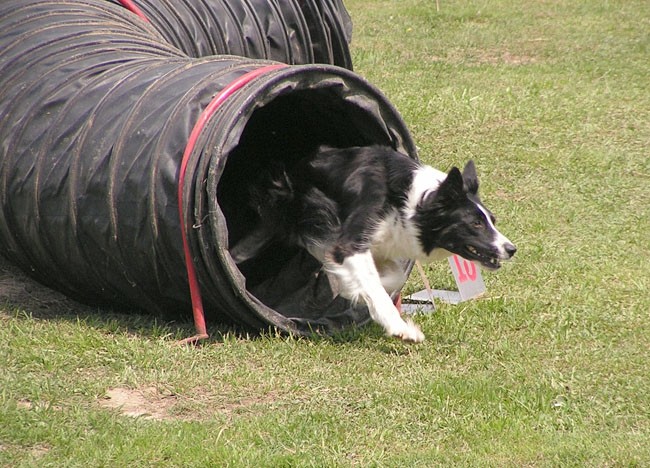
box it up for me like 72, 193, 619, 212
452, 255, 477, 283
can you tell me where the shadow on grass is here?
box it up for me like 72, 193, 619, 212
1, 254, 410, 351
0, 254, 250, 344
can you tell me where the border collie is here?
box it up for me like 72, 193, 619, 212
230, 145, 516, 342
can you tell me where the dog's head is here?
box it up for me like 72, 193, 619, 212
415, 161, 516, 270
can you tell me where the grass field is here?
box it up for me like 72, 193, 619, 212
2, 0, 649, 465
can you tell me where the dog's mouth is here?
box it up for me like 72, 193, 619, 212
465, 245, 501, 270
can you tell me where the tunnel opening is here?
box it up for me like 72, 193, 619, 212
215, 84, 411, 332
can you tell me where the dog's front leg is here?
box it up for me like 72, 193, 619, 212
326, 251, 424, 343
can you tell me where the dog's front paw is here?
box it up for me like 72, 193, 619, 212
391, 318, 425, 343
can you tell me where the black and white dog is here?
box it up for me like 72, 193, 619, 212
230, 145, 516, 342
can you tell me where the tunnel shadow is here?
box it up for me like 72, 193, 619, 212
0, 254, 246, 343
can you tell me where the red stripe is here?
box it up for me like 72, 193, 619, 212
117, 0, 149, 22
178, 64, 288, 341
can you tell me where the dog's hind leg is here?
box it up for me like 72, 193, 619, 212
325, 251, 424, 343
228, 225, 273, 264
376, 259, 408, 295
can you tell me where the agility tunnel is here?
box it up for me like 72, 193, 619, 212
0, 0, 417, 338
106, 0, 353, 68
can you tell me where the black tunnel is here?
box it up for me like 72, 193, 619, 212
0, 0, 417, 336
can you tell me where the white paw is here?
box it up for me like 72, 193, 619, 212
390, 318, 425, 343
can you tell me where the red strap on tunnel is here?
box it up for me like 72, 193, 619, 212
178, 63, 288, 344
117, 0, 149, 22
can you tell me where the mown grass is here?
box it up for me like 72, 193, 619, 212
2, 0, 649, 465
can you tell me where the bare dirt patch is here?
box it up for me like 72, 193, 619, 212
98, 385, 285, 421
100, 386, 178, 421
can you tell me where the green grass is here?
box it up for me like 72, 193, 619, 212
2, 0, 650, 465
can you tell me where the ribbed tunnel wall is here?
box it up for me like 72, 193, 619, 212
107, 0, 353, 68
0, 0, 417, 335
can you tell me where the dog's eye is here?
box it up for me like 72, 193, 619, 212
473, 220, 484, 229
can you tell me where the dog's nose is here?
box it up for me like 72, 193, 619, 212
504, 242, 517, 258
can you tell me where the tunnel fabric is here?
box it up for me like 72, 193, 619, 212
0, 0, 417, 336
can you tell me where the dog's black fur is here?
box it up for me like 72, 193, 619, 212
231, 146, 416, 262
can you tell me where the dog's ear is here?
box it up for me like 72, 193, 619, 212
436, 166, 465, 201
462, 160, 479, 194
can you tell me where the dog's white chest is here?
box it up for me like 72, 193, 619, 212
371, 211, 420, 261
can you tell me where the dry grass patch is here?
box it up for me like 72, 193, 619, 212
435, 47, 540, 66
